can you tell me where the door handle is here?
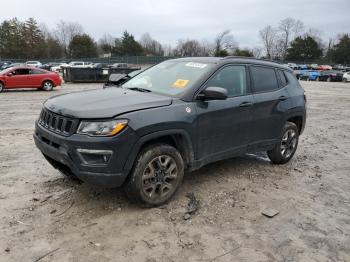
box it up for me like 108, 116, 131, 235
239, 101, 253, 107
279, 96, 288, 101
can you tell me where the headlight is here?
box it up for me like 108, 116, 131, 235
77, 119, 128, 136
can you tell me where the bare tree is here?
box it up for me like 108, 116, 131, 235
139, 33, 164, 56
252, 47, 263, 58
278, 17, 304, 59
54, 20, 83, 57
98, 34, 115, 55
259, 25, 277, 59
213, 30, 237, 56
173, 39, 203, 56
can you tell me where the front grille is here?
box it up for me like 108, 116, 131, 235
38, 108, 78, 136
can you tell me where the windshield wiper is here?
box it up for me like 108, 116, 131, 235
127, 87, 152, 93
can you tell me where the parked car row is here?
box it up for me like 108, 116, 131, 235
1, 60, 135, 73
296, 69, 349, 82
286, 63, 350, 72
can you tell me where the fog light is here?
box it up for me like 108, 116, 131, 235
77, 149, 113, 165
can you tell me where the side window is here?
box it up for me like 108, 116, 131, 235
206, 65, 247, 97
30, 69, 43, 75
14, 69, 30, 75
277, 70, 288, 87
250, 66, 278, 93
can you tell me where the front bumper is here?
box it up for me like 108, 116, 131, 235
34, 122, 138, 188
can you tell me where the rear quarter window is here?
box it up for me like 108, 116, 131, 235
250, 66, 278, 93
277, 70, 288, 87
284, 71, 299, 85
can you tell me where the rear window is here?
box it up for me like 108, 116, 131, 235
250, 66, 278, 93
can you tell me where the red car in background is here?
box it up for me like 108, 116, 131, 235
0, 67, 61, 92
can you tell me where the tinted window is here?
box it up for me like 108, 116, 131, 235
277, 70, 288, 87
14, 69, 30, 75
206, 66, 247, 97
251, 66, 278, 93
30, 69, 44, 74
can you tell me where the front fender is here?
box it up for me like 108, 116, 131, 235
123, 129, 194, 172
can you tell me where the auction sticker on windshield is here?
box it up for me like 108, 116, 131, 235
185, 62, 207, 69
172, 79, 189, 88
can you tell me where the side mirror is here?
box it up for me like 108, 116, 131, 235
197, 86, 228, 101
7, 72, 13, 77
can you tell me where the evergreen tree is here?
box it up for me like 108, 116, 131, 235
23, 18, 46, 58
112, 31, 143, 56
286, 35, 322, 62
69, 33, 98, 58
328, 34, 350, 64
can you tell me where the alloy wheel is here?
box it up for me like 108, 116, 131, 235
280, 129, 297, 159
43, 81, 53, 91
142, 155, 178, 200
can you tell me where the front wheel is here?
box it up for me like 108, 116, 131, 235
124, 143, 184, 207
42, 80, 53, 91
0, 82, 4, 93
267, 122, 299, 164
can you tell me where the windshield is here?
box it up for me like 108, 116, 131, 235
122, 60, 214, 96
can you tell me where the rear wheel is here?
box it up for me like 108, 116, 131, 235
42, 80, 53, 91
343, 78, 347, 83
0, 82, 4, 93
267, 122, 299, 164
124, 143, 184, 207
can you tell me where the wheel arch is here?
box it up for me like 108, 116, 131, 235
286, 114, 304, 135
41, 79, 55, 87
123, 129, 195, 173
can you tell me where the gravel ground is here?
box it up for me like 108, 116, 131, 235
0, 81, 349, 262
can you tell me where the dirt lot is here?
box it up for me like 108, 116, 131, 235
0, 81, 349, 262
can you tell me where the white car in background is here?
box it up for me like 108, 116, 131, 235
25, 61, 42, 67
343, 72, 350, 82
67, 61, 93, 68
50, 62, 68, 72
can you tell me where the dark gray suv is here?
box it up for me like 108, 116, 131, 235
34, 57, 306, 206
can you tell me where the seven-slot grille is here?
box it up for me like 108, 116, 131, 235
38, 108, 78, 136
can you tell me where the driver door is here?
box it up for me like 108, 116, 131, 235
195, 65, 254, 161
6, 68, 30, 88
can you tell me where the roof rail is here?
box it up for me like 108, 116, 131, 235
222, 56, 276, 63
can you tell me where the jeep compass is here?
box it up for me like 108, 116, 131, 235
34, 57, 306, 206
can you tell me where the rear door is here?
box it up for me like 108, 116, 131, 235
5, 68, 30, 88
248, 66, 291, 149
195, 65, 254, 160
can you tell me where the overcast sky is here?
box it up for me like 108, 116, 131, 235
1, 0, 349, 48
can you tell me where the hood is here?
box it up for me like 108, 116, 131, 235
44, 88, 173, 119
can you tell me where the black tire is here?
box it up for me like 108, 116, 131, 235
267, 122, 299, 164
42, 80, 53, 91
343, 78, 347, 83
326, 77, 331, 82
316, 77, 320, 81
124, 143, 184, 207
0, 82, 4, 93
